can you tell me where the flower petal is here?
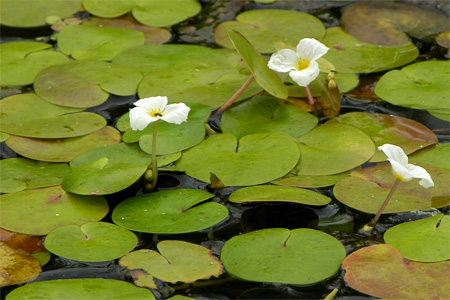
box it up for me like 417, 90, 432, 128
389, 159, 413, 181
129, 106, 159, 131
378, 144, 408, 166
133, 96, 168, 113
405, 164, 434, 188
288, 61, 320, 87
296, 38, 329, 61
161, 103, 190, 124
267, 49, 298, 73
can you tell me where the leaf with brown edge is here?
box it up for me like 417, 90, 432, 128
0, 228, 45, 253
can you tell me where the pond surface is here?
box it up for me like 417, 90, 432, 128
1, 0, 449, 299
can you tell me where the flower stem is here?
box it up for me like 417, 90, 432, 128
216, 75, 254, 114
150, 120, 159, 190
368, 178, 401, 226
305, 85, 315, 105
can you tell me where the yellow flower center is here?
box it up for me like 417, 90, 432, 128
296, 58, 310, 70
149, 109, 163, 118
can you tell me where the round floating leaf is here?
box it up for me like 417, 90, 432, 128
175, 132, 300, 186
341, 2, 449, 46
333, 163, 450, 214
119, 241, 222, 288
327, 112, 438, 162
0, 158, 70, 194
82, 0, 136, 17
214, 9, 325, 53
0, 242, 41, 287
322, 27, 419, 73
374, 60, 450, 110
0, 94, 106, 138
0, 42, 69, 86
0, 0, 81, 27
229, 185, 330, 206
112, 189, 228, 234
6, 278, 155, 300
45, 222, 137, 262
62, 157, 147, 195
6, 126, 121, 162
294, 123, 375, 176
342, 244, 450, 299
0, 132, 9, 142
32, 251, 51, 266
34, 60, 142, 108
57, 24, 145, 60
272, 170, 353, 188
0, 186, 108, 235
384, 214, 450, 262
227, 30, 287, 99
221, 228, 346, 285
410, 143, 450, 173
221, 95, 318, 139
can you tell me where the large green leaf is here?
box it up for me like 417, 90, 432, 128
227, 30, 287, 99
384, 214, 450, 262
221, 228, 346, 285
119, 241, 222, 288
44, 222, 137, 262
322, 27, 419, 73
6, 279, 154, 300
0, 186, 108, 235
0, 0, 81, 27
112, 189, 228, 234
294, 123, 375, 176
34, 60, 143, 108
333, 163, 450, 214
342, 244, 450, 299
0, 94, 106, 138
374, 60, 450, 110
214, 9, 325, 53
272, 170, 353, 188
175, 132, 300, 186
6, 126, 121, 162
82, 0, 136, 17
0, 158, 70, 194
0, 42, 69, 86
221, 95, 318, 139
57, 24, 145, 60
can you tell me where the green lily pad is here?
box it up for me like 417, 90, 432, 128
0, 158, 70, 194
294, 123, 375, 176
62, 157, 147, 195
0, 132, 10, 142
342, 244, 450, 299
6, 126, 121, 162
34, 60, 142, 108
321, 27, 419, 73
31, 251, 51, 266
112, 189, 228, 234
214, 9, 325, 53
229, 185, 330, 206
341, 2, 449, 46
326, 112, 438, 162
272, 170, 353, 188
0, 42, 69, 86
83, 0, 201, 27
374, 60, 450, 110
384, 214, 450, 262
5, 279, 154, 300
0, 242, 41, 287
119, 240, 222, 288
410, 143, 450, 173
333, 162, 450, 214
221, 95, 318, 139
436, 30, 450, 49
228, 30, 287, 99
44, 222, 137, 262
221, 228, 346, 285
175, 132, 300, 186
0, 94, 106, 138
0, 185, 108, 235
57, 24, 145, 60
0, 0, 81, 27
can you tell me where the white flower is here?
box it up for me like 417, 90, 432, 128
378, 144, 434, 188
267, 38, 329, 87
129, 96, 190, 131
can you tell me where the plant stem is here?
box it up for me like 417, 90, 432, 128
305, 85, 315, 105
150, 120, 159, 190
216, 75, 254, 114
369, 178, 401, 226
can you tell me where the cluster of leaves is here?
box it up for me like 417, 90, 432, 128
0, 1, 449, 299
